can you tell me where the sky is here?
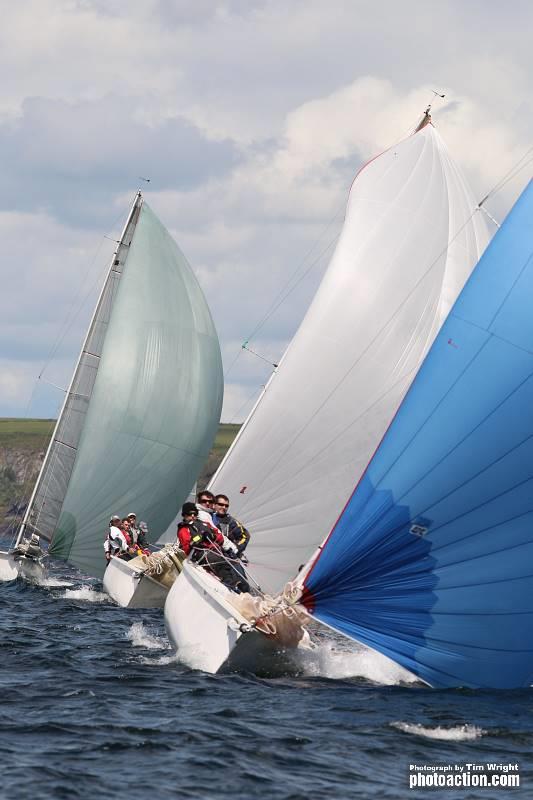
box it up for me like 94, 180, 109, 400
1, 0, 531, 422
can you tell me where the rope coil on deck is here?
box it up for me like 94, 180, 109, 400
138, 544, 185, 577
228, 580, 307, 645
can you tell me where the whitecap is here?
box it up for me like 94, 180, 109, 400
63, 585, 109, 603
126, 621, 169, 650
391, 722, 486, 741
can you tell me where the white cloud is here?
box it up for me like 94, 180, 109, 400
0, 361, 35, 408
0, 1, 532, 421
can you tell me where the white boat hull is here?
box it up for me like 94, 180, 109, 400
0, 549, 45, 582
0, 550, 20, 581
164, 560, 299, 674
103, 556, 170, 608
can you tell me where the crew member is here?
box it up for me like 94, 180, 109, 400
177, 502, 243, 590
104, 515, 128, 565
212, 494, 251, 591
196, 490, 217, 526
126, 512, 140, 545
136, 521, 150, 552
212, 494, 251, 554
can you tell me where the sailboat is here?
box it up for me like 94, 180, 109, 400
164, 114, 492, 671
0, 192, 224, 606
299, 178, 533, 689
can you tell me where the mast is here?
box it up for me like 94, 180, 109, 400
414, 105, 432, 133
16, 193, 143, 547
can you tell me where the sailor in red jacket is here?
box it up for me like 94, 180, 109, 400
177, 502, 243, 590
177, 502, 222, 552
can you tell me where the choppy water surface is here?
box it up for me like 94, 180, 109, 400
1, 551, 532, 799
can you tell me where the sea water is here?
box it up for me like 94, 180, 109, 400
1, 547, 532, 799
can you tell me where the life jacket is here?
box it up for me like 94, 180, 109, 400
212, 513, 250, 553
107, 525, 129, 553
178, 520, 222, 558
129, 525, 140, 545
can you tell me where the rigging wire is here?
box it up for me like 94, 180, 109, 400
475, 144, 533, 229
223, 97, 448, 396
31, 200, 142, 536
223, 209, 344, 381
241, 343, 278, 368
478, 144, 533, 208
6, 197, 137, 542
39, 204, 131, 380
239, 207, 488, 493
226, 131, 533, 437
229, 384, 267, 426
245, 215, 344, 344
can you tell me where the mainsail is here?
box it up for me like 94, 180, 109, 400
211, 123, 490, 594
23, 194, 223, 578
301, 180, 533, 689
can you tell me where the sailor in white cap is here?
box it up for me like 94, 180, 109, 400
126, 512, 140, 546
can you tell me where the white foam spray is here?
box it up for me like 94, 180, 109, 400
39, 577, 74, 588
139, 653, 181, 666
63, 585, 109, 603
391, 722, 486, 741
126, 621, 168, 650
297, 639, 420, 685
174, 644, 217, 672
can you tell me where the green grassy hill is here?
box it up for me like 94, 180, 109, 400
0, 418, 240, 522
0, 418, 57, 440
0, 419, 56, 520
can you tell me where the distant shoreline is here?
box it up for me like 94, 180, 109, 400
0, 419, 240, 521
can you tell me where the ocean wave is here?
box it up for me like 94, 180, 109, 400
391, 722, 486, 741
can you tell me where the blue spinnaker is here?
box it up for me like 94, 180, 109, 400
302, 180, 533, 689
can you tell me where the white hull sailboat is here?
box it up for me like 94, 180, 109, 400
1, 192, 223, 604
164, 114, 492, 674
103, 555, 170, 609
0, 541, 45, 583
103, 479, 198, 606
103, 542, 186, 608
165, 560, 309, 674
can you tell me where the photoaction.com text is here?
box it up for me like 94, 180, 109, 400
409, 762, 520, 789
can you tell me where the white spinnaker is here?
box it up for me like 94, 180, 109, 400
210, 125, 490, 595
